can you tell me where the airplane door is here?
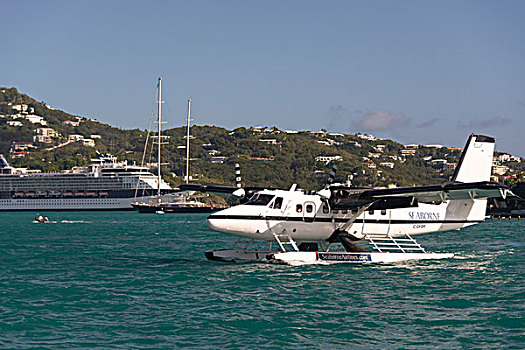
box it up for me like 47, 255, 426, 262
303, 201, 316, 222
264, 197, 285, 234
264, 196, 285, 222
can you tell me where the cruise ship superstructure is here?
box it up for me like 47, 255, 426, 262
0, 154, 172, 211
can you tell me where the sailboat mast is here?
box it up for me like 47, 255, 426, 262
157, 77, 162, 197
185, 98, 191, 184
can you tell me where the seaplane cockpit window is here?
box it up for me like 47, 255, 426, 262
245, 193, 274, 206
369, 210, 374, 215
322, 204, 329, 214
381, 209, 387, 215
296, 204, 303, 213
306, 204, 313, 213
272, 197, 283, 209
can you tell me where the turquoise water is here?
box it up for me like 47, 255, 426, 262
0, 212, 523, 349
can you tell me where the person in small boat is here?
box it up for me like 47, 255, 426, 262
35, 215, 48, 223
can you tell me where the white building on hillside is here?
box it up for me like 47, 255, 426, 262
316, 155, 343, 164
25, 115, 47, 125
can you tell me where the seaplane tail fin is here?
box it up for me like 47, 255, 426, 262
451, 134, 495, 183
450, 134, 495, 223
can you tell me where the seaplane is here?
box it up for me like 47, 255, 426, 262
181, 134, 515, 265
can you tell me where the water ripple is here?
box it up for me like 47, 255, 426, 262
0, 212, 523, 349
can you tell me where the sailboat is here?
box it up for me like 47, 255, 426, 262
132, 78, 222, 213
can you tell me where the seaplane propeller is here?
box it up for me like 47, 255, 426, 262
317, 162, 337, 200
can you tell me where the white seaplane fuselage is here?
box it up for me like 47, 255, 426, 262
206, 187, 487, 242
202, 134, 505, 264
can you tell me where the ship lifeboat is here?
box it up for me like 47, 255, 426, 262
63, 191, 73, 197
74, 191, 85, 197
99, 191, 109, 197
25, 191, 36, 197
36, 190, 47, 197
86, 191, 97, 197
48, 190, 62, 197
13, 191, 25, 198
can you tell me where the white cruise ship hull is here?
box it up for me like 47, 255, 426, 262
0, 196, 157, 211
0, 154, 172, 211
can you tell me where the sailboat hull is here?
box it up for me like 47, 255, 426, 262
132, 203, 220, 213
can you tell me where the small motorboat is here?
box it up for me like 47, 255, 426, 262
33, 215, 49, 223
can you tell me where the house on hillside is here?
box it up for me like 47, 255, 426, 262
362, 160, 376, 168
379, 162, 395, 168
375, 145, 386, 152
36, 128, 58, 138
25, 115, 47, 125
11, 104, 28, 113
401, 149, 416, 156
444, 163, 457, 172
493, 165, 509, 176
9, 142, 35, 158
62, 120, 80, 127
210, 156, 226, 164
206, 150, 221, 156
69, 134, 84, 141
259, 138, 280, 145
357, 133, 376, 141
81, 139, 95, 147
316, 155, 343, 164
11, 142, 35, 151
249, 156, 274, 161
33, 134, 53, 143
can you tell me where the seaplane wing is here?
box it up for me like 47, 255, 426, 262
179, 183, 239, 195
329, 181, 513, 210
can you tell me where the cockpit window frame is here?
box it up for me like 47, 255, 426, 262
245, 193, 275, 206
272, 197, 283, 210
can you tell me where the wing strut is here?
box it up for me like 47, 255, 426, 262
338, 202, 375, 233
327, 202, 375, 252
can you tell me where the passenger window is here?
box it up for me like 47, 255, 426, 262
306, 204, 313, 213
368, 210, 374, 215
273, 197, 283, 209
381, 209, 387, 215
322, 204, 329, 214
296, 204, 303, 213
342, 209, 348, 214
333, 210, 339, 214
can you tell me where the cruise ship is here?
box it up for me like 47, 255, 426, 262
0, 154, 172, 211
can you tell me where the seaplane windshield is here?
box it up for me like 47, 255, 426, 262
245, 193, 274, 206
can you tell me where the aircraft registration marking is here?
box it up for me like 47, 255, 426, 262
318, 252, 372, 262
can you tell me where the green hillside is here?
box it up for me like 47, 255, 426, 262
1, 87, 523, 190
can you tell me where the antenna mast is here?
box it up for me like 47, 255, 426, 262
185, 98, 191, 184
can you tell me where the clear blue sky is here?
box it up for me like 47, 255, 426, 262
2, 0, 524, 155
